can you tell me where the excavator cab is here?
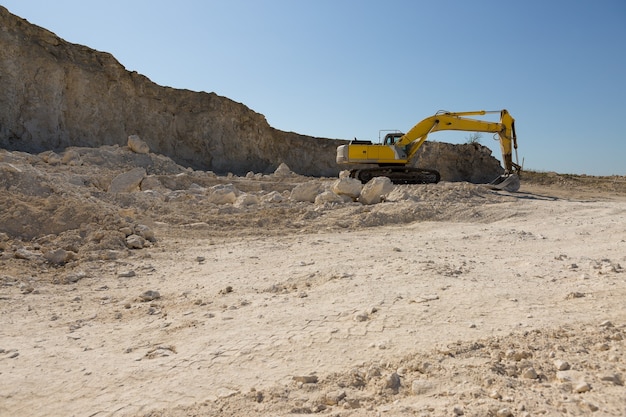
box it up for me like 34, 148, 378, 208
383, 132, 403, 146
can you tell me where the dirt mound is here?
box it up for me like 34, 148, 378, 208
0, 144, 515, 270
0, 146, 190, 269
152, 323, 625, 417
523, 170, 626, 195
3, 143, 623, 268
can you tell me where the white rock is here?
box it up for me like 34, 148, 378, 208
273, 162, 292, 177
580, 400, 599, 412
134, 224, 156, 242
599, 373, 622, 385
126, 234, 145, 249
505, 349, 530, 361
489, 390, 502, 399
291, 181, 323, 203
354, 311, 369, 322
383, 372, 401, 390
522, 367, 538, 379
44, 248, 74, 265
206, 184, 238, 204
496, 408, 513, 417
234, 193, 259, 207
315, 191, 344, 205
595, 342, 610, 351
140, 175, 165, 191
41, 151, 62, 164
139, 290, 160, 302
65, 271, 87, 283
411, 379, 434, 395
553, 359, 570, 371
385, 188, 417, 202
292, 375, 318, 384
109, 167, 147, 193
188, 183, 206, 194
556, 370, 585, 382
332, 177, 362, 199
323, 390, 346, 406
359, 176, 394, 205
14, 248, 41, 261
262, 191, 284, 203
573, 381, 591, 393
216, 388, 239, 399
61, 149, 82, 165
127, 134, 150, 154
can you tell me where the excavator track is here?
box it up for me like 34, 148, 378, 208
351, 167, 441, 185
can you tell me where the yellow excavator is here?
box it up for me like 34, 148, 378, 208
336, 109, 521, 191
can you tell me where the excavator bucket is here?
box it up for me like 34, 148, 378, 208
488, 174, 520, 192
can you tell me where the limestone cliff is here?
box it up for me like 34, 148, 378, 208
0, 6, 343, 176
0, 6, 503, 181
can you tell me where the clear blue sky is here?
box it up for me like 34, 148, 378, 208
4, 0, 626, 175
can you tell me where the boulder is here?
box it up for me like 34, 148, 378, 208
61, 149, 82, 165
126, 234, 145, 249
332, 177, 362, 199
234, 193, 260, 207
140, 175, 165, 191
359, 177, 394, 205
127, 135, 150, 154
206, 184, 238, 204
108, 167, 147, 193
290, 181, 324, 203
263, 191, 284, 203
273, 163, 293, 177
44, 248, 75, 265
314, 191, 345, 205
134, 224, 156, 242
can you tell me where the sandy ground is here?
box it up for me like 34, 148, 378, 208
1, 149, 626, 416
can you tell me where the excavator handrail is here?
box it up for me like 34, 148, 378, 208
435, 110, 501, 117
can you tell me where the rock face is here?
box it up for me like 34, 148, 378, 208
414, 141, 504, 183
0, 6, 503, 181
0, 7, 340, 176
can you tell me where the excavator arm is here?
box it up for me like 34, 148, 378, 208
399, 110, 520, 174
